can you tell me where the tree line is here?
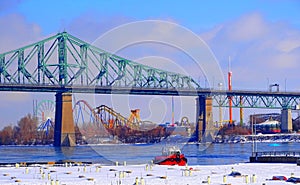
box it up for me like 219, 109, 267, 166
3, 113, 299, 145
0, 114, 54, 145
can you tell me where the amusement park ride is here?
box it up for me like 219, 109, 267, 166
35, 99, 191, 144
34, 100, 55, 136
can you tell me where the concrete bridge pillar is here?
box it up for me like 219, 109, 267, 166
54, 92, 76, 146
281, 109, 292, 133
196, 96, 213, 142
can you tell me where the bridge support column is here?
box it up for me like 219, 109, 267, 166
281, 109, 292, 133
196, 96, 213, 142
54, 92, 76, 147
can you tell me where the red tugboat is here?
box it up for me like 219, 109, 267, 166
154, 146, 187, 166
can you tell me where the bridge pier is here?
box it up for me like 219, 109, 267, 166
54, 92, 76, 147
196, 96, 213, 142
281, 108, 292, 133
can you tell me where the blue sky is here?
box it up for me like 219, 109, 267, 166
0, 0, 300, 128
4, 0, 299, 36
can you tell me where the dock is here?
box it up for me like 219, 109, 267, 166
250, 151, 300, 165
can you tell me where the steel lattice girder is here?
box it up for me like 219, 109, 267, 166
212, 93, 300, 109
0, 32, 200, 89
2, 32, 300, 110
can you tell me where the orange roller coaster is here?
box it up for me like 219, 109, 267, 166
73, 101, 168, 143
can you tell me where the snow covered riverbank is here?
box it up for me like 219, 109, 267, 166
0, 162, 299, 185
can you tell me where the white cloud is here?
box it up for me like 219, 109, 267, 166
0, 14, 42, 53
276, 37, 300, 52
0, 13, 45, 127
225, 12, 269, 42
68, 12, 134, 42
202, 12, 300, 91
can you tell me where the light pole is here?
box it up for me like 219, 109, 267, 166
285, 78, 287, 92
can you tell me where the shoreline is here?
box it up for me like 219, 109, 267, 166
1, 132, 300, 146
0, 139, 300, 147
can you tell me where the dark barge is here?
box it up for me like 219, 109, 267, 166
250, 151, 300, 165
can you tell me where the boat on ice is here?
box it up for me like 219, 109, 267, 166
153, 146, 187, 166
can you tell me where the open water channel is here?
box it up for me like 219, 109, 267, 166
0, 142, 299, 165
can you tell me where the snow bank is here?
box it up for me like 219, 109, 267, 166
0, 162, 299, 184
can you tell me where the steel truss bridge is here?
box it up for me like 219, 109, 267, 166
1, 32, 300, 145
213, 90, 300, 109
0, 31, 300, 109
0, 32, 199, 89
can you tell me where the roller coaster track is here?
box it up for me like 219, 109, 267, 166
73, 100, 167, 143
73, 100, 145, 130
93, 105, 142, 129
73, 100, 99, 126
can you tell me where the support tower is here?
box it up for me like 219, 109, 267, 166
54, 92, 76, 146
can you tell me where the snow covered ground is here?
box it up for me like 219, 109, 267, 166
0, 162, 299, 185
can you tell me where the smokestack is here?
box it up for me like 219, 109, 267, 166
228, 57, 233, 125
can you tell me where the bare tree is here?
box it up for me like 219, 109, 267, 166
16, 114, 38, 145
0, 125, 14, 145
